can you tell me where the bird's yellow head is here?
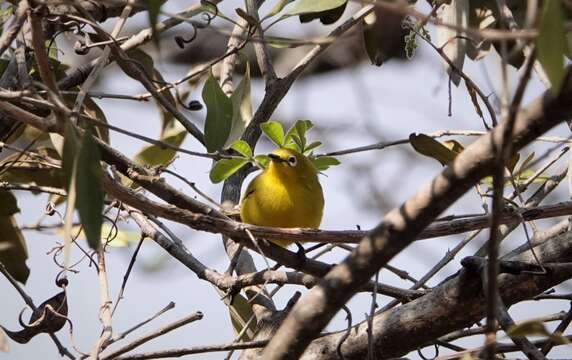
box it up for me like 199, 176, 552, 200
266, 148, 317, 180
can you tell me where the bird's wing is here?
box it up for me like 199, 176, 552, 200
241, 177, 259, 202
243, 188, 255, 200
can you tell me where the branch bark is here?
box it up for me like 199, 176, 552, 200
300, 231, 572, 359
261, 68, 572, 359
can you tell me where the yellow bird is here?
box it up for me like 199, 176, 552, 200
240, 148, 324, 247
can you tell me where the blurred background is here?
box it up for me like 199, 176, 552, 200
1, 0, 571, 358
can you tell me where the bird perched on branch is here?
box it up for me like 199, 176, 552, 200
240, 148, 324, 247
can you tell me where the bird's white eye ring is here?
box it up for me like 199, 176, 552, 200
287, 155, 297, 167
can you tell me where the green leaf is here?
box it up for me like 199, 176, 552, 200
409, 133, 459, 166
264, 0, 295, 19
291, 134, 304, 152
283, 142, 299, 151
265, 36, 307, 48
76, 127, 104, 250
58, 224, 141, 248
286, 0, 346, 17
83, 97, 110, 144
508, 320, 552, 337
537, 0, 568, 94
203, 73, 233, 152
0, 6, 14, 21
254, 154, 270, 169
143, 0, 162, 49
225, 64, 252, 147
230, 140, 252, 158
62, 122, 79, 191
304, 140, 322, 154
296, 120, 312, 147
228, 293, 257, 341
0, 190, 19, 216
101, 225, 141, 248
260, 121, 285, 146
547, 332, 572, 345
480, 170, 549, 187
130, 56, 187, 168
134, 122, 187, 167
312, 156, 340, 171
295, 125, 306, 150
284, 120, 313, 151
125, 49, 155, 80
0, 216, 29, 284
299, 1, 346, 24
45, 40, 58, 60
210, 158, 248, 183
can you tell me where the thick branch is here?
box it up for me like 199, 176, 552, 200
301, 231, 572, 359
109, 177, 420, 300
261, 68, 572, 359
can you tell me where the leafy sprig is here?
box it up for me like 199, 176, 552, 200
209, 120, 340, 183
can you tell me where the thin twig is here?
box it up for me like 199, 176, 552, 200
439, 311, 568, 342
100, 312, 203, 360
58, 2, 223, 90
110, 235, 145, 317
413, 26, 498, 126
28, 5, 60, 97
113, 339, 267, 360
245, 0, 276, 83
0, 182, 67, 196
322, 130, 571, 157
105, 302, 175, 349
90, 248, 113, 358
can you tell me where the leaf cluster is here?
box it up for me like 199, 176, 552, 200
210, 120, 340, 183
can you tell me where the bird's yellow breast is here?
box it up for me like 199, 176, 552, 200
240, 149, 324, 247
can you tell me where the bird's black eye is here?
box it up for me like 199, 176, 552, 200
287, 155, 297, 167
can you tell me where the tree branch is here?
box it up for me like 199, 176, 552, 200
100, 312, 203, 360
300, 231, 572, 359
261, 67, 572, 359
0, 0, 28, 58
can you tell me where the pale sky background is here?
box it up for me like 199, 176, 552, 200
1, 1, 571, 359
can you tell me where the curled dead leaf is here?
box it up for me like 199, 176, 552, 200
1, 291, 67, 344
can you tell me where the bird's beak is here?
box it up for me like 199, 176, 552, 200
268, 153, 285, 163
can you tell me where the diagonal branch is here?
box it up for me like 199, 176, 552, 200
261, 68, 572, 359
0, 0, 28, 58
301, 231, 572, 359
